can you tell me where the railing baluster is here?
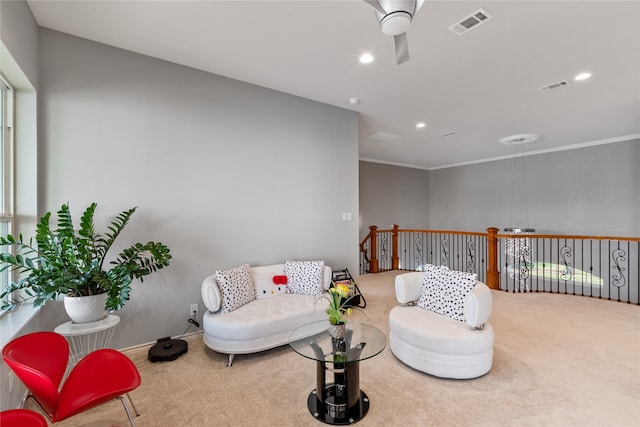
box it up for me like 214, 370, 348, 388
358, 225, 638, 304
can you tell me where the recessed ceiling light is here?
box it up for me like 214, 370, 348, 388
416, 122, 426, 128
574, 72, 592, 81
359, 53, 374, 64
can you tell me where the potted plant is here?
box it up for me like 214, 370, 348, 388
325, 282, 354, 339
0, 202, 171, 323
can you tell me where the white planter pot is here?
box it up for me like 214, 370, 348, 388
63, 293, 108, 324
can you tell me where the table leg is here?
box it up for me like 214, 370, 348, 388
345, 361, 360, 408
316, 360, 326, 403
307, 360, 370, 425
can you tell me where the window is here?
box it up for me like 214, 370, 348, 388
0, 74, 14, 307
0, 44, 38, 340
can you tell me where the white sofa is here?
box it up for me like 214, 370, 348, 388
389, 271, 494, 379
201, 263, 331, 366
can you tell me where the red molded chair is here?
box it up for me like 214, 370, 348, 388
0, 409, 48, 427
2, 331, 141, 426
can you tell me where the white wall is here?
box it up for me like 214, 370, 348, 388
38, 29, 359, 349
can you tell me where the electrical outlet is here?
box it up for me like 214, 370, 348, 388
190, 304, 198, 316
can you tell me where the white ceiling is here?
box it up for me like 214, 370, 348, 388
27, 0, 640, 169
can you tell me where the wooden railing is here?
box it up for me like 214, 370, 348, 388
360, 225, 640, 305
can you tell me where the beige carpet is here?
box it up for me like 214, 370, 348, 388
47, 271, 639, 427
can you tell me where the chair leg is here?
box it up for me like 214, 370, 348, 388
127, 393, 140, 417
18, 393, 29, 409
227, 354, 235, 367
117, 396, 137, 427
19, 395, 53, 423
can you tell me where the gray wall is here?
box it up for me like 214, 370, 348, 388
0, 0, 38, 86
359, 140, 639, 238
359, 161, 430, 239
428, 139, 640, 236
38, 29, 360, 349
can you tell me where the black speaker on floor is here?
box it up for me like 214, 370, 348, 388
148, 337, 188, 362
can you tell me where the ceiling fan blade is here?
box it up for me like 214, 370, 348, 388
394, 33, 410, 64
364, 0, 387, 15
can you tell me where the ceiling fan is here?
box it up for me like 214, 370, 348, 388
363, 0, 425, 64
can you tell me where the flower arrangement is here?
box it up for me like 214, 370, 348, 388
326, 282, 354, 325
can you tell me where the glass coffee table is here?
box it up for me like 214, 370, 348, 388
289, 320, 386, 425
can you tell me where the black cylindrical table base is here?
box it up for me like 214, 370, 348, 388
307, 387, 370, 425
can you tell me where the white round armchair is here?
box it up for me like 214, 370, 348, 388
389, 271, 494, 379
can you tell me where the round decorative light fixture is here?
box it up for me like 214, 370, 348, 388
498, 133, 542, 146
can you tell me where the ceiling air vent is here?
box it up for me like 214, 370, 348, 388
539, 80, 571, 92
449, 8, 493, 36
366, 131, 402, 142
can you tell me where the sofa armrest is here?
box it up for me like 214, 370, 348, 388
322, 265, 332, 291
201, 274, 221, 313
395, 272, 423, 304
464, 282, 492, 329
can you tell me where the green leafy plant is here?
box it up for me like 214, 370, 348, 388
326, 282, 354, 325
0, 202, 172, 311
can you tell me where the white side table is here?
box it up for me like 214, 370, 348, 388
54, 314, 139, 417
54, 314, 120, 365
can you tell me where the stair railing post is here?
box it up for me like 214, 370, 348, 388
369, 225, 379, 273
391, 224, 399, 270
486, 227, 500, 289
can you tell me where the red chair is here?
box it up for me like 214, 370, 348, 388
2, 331, 141, 426
0, 409, 48, 427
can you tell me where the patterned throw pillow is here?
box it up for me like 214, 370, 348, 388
284, 260, 325, 296
215, 264, 256, 313
253, 271, 288, 299
418, 266, 477, 322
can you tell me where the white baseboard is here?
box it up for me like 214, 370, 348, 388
118, 330, 203, 353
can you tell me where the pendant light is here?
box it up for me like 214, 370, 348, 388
499, 133, 541, 291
